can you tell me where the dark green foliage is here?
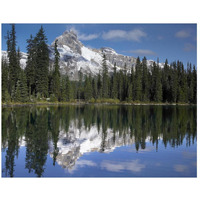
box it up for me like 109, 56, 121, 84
192, 65, 197, 104
84, 75, 92, 101
92, 77, 98, 100
6, 24, 21, 100
97, 71, 102, 99
2, 58, 10, 102
35, 26, 49, 98
65, 76, 73, 101
142, 57, 149, 101
102, 54, 109, 98
52, 40, 60, 100
25, 34, 37, 97
14, 70, 28, 102
135, 57, 142, 101
111, 63, 118, 99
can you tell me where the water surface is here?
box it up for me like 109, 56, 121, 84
1, 105, 197, 177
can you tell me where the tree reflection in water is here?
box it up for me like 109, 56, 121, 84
2, 105, 197, 177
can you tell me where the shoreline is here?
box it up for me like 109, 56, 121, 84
1, 102, 195, 107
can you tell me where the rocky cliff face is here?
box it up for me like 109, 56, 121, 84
48, 30, 139, 80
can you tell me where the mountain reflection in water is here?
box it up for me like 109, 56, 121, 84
1, 105, 197, 177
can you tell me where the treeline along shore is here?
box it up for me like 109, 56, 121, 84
2, 25, 197, 105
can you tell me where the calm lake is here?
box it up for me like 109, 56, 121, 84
1, 105, 197, 177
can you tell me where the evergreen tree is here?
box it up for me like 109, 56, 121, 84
171, 62, 178, 103
60, 77, 67, 101
162, 59, 171, 102
92, 77, 98, 100
118, 70, 123, 101
20, 71, 29, 102
78, 71, 83, 100
35, 26, 49, 98
151, 61, 162, 102
192, 65, 197, 104
178, 63, 188, 102
130, 66, 135, 100
111, 63, 118, 99
25, 34, 37, 98
142, 57, 149, 102
135, 57, 142, 101
97, 71, 102, 99
52, 40, 60, 100
6, 24, 20, 100
84, 75, 92, 101
65, 76, 72, 101
14, 70, 28, 102
102, 54, 109, 98
2, 57, 10, 102
155, 62, 163, 102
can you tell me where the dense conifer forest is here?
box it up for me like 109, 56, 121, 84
2, 25, 197, 104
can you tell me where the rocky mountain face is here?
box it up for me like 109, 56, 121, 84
48, 30, 139, 80
2, 29, 164, 80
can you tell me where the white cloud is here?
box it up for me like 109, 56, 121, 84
69, 27, 99, 41
67, 160, 97, 174
175, 30, 190, 38
157, 36, 164, 40
130, 49, 156, 56
101, 160, 145, 173
183, 43, 195, 52
174, 164, 188, 172
78, 33, 99, 41
102, 29, 147, 41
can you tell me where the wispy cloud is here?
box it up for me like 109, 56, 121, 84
102, 29, 147, 42
130, 49, 156, 56
78, 33, 99, 41
174, 164, 188, 172
183, 43, 195, 52
157, 36, 164, 40
67, 160, 97, 174
175, 30, 190, 38
101, 160, 145, 173
70, 27, 99, 41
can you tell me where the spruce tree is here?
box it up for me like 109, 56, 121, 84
20, 71, 29, 102
84, 75, 92, 101
192, 65, 197, 104
178, 63, 187, 103
66, 76, 72, 101
60, 77, 67, 101
171, 62, 178, 103
118, 70, 123, 101
102, 54, 109, 98
2, 57, 10, 102
111, 63, 118, 99
142, 57, 149, 102
97, 71, 102, 99
35, 26, 49, 98
92, 77, 98, 100
25, 34, 37, 98
52, 40, 60, 100
135, 57, 142, 101
6, 24, 20, 100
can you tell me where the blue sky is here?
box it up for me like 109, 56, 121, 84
1, 24, 197, 67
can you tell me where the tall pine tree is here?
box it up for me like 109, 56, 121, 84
35, 26, 49, 98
